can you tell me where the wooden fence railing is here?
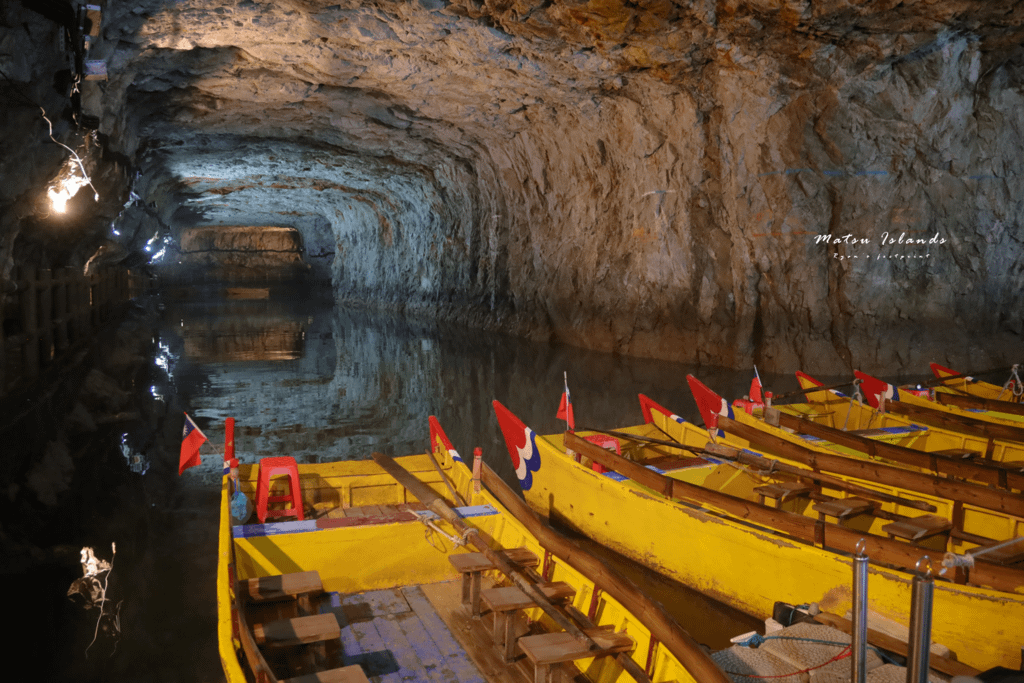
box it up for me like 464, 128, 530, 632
1, 266, 144, 396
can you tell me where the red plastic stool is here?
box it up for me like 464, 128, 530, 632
583, 435, 620, 474
255, 456, 304, 523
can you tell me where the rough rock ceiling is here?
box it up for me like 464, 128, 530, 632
4, 0, 1024, 372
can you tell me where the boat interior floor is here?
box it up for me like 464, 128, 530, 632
247, 579, 585, 683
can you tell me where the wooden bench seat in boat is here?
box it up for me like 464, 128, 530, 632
882, 514, 953, 542
518, 628, 635, 683
753, 482, 813, 508
480, 582, 577, 662
242, 571, 324, 602
449, 547, 540, 616
812, 497, 878, 521
282, 664, 371, 683
252, 612, 341, 648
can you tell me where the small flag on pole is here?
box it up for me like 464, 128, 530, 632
750, 365, 763, 403
179, 412, 207, 475
556, 371, 575, 431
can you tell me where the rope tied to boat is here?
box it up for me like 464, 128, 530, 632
411, 510, 478, 551
940, 551, 974, 571
843, 379, 864, 431
999, 364, 1023, 402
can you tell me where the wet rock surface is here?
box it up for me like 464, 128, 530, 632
3, 1, 1024, 373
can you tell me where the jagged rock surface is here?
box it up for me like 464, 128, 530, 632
4, 0, 1024, 372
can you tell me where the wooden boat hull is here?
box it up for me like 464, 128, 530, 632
493, 402, 1024, 672
787, 372, 1024, 467
217, 433, 706, 683
931, 363, 1023, 402
851, 370, 1024, 432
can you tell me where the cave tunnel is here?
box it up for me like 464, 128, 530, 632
2, 0, 1023, 681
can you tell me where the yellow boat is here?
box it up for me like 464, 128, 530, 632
217, 417, 726, 683
492, 399, 1024, 673
742, 371, 1024, 492
853, 369, 1024, 433
644, 387, 1024, 562
929, 363, 1024, 421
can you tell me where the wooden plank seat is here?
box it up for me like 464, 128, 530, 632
518, 628, 635, 683
242, 571, 324, 603
253, 613, 341, 648
282, 664, 371, 683
753, 481, 813, 508
882, 514, 953, 541
480, 582, 577, 662
812, 497, 878, 521
449, 547, 540, 617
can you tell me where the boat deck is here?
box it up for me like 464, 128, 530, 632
236, 499, 585, 683
327, 584, 488, 683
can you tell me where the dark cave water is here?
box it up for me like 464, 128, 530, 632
58, 284, 815, 682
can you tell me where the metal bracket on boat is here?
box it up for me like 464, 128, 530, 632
915, 555, 934, 579
844, 379, 865, 431
764, 406, 781, 428
1001, 363, 1023, 401
411, 510, 478, 550
942, 536, 1022, 575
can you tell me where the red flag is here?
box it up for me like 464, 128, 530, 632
179, 413, 207, 475
749, 375, 763, 403
556, 382, 575, 431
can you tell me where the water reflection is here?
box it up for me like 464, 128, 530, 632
158, 286, 804, 484
136, 285, 799, 660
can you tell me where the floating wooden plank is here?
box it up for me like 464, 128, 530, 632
253, 613, 341, 648
243, 571, 323, 602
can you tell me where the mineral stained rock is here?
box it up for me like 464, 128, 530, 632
4, 0, 1023, 373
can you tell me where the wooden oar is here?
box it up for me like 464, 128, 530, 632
936, 391, 1024, 417
883, 399, 1024, 443
370, 452, 589, 642
564, 432, 1023, 594
583, 426, 936, 512
479, 463, 732, 683
718, 416, 1024, 519
763, 409, 1024, 491
424, 442, 467, 507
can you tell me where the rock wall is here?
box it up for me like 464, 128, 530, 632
4, 1, 1023, 374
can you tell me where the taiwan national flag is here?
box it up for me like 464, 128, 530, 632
556, 375, 575, 431
179, 413, 207, 475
